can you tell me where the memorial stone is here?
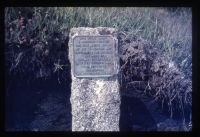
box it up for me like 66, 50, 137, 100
68, 27, 120, 131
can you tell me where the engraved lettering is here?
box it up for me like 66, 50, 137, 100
73, 36, 116, 77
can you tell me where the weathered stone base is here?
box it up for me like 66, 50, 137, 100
70, 78, 120, 131
68, 27, 120, 131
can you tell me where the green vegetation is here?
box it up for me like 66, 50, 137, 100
5, 7, 192, 79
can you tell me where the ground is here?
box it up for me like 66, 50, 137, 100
6, 76, 189, 131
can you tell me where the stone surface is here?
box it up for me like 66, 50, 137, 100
68, 27, 120, 131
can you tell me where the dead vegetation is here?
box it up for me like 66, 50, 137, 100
119, 33, 192, 125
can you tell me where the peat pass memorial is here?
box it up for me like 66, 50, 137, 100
4, 7, 192, 132
68, 27, 120, 131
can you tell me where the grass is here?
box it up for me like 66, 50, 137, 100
5, 7, 192, 78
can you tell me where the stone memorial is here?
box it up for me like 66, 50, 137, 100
68, 27, 120, 131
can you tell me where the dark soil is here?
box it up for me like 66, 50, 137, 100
120, 96, 157, 131
5, 73, 72, 131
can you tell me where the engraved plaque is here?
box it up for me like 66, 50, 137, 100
73, 35, 116, 77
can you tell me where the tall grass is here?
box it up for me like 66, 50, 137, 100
5, 7, 192, 80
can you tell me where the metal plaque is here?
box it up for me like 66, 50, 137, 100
73, 35, 116, 77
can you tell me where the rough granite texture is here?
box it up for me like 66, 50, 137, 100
68, 27, 120, 131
